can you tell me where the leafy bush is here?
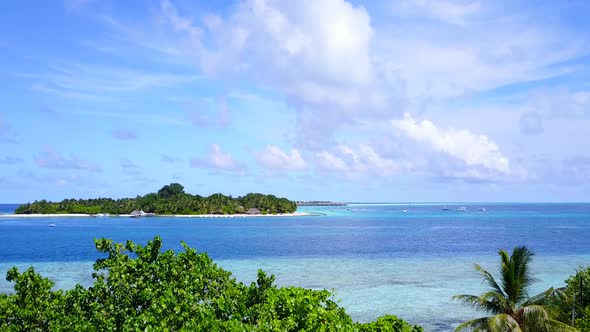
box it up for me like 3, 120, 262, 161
0, 237, 421, 331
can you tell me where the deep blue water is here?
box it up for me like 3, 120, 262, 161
1, 203, 590, 262
1, 203, 590, 331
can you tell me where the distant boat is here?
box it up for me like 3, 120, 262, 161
456, 207, 468, 212
130, 210, 156, 218
402, 209, 408, 213
48, 224, 56, 227
93, 213, 110, 217
479, 208, 486, 212
442, 207, 450, 211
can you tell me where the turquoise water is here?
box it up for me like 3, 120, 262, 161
1, 203, 589, 331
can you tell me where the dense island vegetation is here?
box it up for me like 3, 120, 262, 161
14, 183, 297, 215
0, 237, 423, 331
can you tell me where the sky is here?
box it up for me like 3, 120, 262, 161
1, 0, 590, 203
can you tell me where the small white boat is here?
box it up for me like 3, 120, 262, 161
402, 209, 408, 213
479, 208, 486, 212
130, 210, 156, 218
48, 224, 56, 227
456, 207, 468, 212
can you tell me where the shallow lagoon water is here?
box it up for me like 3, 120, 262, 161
1, 203, 589, 331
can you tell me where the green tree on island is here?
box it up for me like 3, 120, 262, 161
453, 246, 577, 332
14, 183, 298, 215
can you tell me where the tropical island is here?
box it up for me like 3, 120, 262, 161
14, 183, 299, 216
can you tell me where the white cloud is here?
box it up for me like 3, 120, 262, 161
256, 145, 306, 171
316, 144, 411, 177
159, 0, 381, 113
190, 144, 247, 174
392, 113, 510, 174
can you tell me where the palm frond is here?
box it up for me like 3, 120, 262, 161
543, 319, 579, 332
498, 247, 535, 306
475, 264, 505, 296
520, 304, 549, 329
487, 314, 522, 332
453, 294, 502, 314
454, 317, 489, 332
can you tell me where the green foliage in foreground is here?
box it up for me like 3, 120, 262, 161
535, 266, 590, 327
577, 307, 590, 332
0, 237, 422, 332
453, 246, 577, 332
14, 183, 297, 215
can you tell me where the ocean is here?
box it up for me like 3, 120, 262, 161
1, 203, 589, 331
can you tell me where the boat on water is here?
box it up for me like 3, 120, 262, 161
130, 210, 156, 218
456, 207, 468, 212
479, 208, 486, 212
402, 209, 408, 213
93, 213, 110, 217
48, 223, 56, 227
442, 207, 450, 211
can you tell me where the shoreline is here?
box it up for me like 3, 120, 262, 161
0, 212, 315, 218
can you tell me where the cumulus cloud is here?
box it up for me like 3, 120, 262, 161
392, 113, 510, 174
255, 145, 306, 171
316, 144, 412, 177
190, 144, 247, 174
34, 147, 102, 172
112, 128, 137, 140
158, 0, 391, 147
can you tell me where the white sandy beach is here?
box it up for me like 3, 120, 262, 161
0, 212, 313, 218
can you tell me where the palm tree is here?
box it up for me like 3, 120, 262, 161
453, 246, 577, 332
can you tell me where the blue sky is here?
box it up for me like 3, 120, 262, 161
1, 0, 590, 202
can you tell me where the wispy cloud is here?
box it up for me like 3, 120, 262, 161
34, 146, 102, 172
24, 62, 199, 102
187, 97, 231, 128
191, 144, 247, 175
120, 157, 138, 169
389, 0, 482, 25
17, 169, 96, 187
0, 113, 18, 144
161, 154, 182, 163
0, 156, 24, 165
112, 128, 138, 140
